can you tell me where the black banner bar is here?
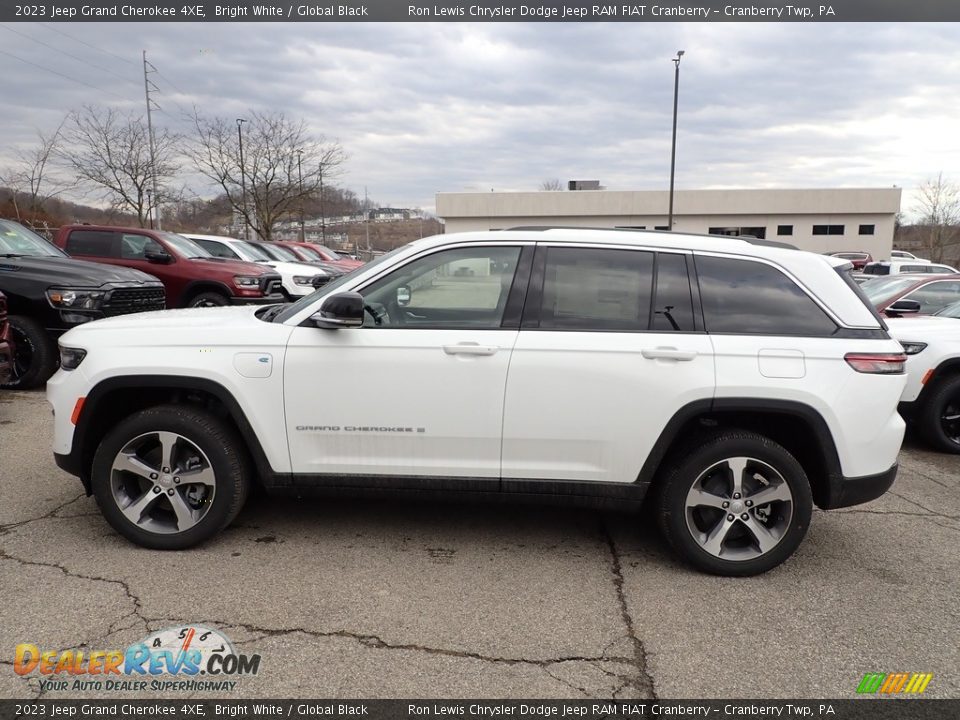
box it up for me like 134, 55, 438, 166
4, 0, 960, 23
0, 700, 957, 720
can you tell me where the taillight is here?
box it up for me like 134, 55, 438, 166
844, 352, 907, 374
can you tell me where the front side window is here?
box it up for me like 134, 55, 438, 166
120, 233, 163, 260
904, 282, 960, 313
361, 246, 522, 329
539, 247, 654, 331
696, 255, 837, 336
159, 232, 211, 258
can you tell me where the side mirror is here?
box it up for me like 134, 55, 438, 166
144, 250, 173, 264
396, 286, 411, 307
886, 299, 921, 316
310, 292, 364, 329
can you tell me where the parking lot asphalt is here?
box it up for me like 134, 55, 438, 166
1, 389, 958, 700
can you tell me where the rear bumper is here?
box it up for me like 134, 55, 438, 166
228, 294, 286, 306
819, 463, 898, 510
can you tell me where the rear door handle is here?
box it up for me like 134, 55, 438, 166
442, 343, 499, 356
641, 347, 698, 361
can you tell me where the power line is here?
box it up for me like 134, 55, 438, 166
37, 22, 139, 67
0, 24, 139, 88
0, 48, 130, 102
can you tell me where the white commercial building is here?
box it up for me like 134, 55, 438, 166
436, 187, 902, 259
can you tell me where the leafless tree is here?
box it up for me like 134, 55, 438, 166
57, 105, 180, 227
188, 110, 347, 241
539, 178, 564, 191
913, 173, 960, 263
0, 119, 69, 220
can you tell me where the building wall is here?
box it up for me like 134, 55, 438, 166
436, 188, 902, 259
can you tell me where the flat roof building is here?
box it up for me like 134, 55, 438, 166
436, 187, 902, 259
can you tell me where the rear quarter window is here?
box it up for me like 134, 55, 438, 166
65, 230, 118, 258
695, 255, 837, 336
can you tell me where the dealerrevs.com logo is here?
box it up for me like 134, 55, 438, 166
13, 625, 261, 693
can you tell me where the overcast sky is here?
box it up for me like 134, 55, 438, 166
2, 21, 958, 216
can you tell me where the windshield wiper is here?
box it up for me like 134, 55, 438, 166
0, 253, 25, 258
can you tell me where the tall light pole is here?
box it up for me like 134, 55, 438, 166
667, 50, 685, 231
236, 118, 248, 240
296, 150, 305, 242
318, 162, 327, 245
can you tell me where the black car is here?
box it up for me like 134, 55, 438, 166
0, 219, 166, 389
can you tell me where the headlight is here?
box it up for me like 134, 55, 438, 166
233, 276, 260, 287
293, 276, 315, 286
59, 346, 87, 370
900, 341, 928, 356
46, 288, 105, 310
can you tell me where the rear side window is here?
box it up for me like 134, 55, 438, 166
695, 255, 837, 336
540, 247, 654, 331
65, 230, 118, 258
120, 233, 162, 260
653, 253, 695, 331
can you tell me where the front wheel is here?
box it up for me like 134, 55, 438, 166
1, 315, 56, 390
90, 405, 250, 549
656, 431, 813, 576
187, 291, 229, 308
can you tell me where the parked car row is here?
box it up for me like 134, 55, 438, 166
0, 219, 362, 389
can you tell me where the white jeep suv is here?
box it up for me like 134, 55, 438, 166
47, 229, 908, 575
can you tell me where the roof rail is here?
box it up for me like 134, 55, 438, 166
503, 226, 799, 251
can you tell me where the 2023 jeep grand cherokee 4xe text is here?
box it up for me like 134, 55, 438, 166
0, 219, 165, 390
47, 229, 908, 575
52, 225, 284, 309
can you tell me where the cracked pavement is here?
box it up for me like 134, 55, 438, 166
1, 390, 958, 699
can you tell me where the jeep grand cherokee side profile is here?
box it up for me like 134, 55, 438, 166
47, 229, 907, 575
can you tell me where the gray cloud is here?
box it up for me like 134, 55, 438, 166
0, 21, 957, 215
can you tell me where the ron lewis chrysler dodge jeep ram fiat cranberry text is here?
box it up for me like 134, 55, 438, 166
47, 229, 908, 575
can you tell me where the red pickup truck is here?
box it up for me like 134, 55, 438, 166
53, 225, 284, 308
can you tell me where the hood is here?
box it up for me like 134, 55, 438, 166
887, 316, 960, 338
261, 260, 330, 277
0, 254, 161, 288
63, 305, 265, 335
187, 256, 276, 277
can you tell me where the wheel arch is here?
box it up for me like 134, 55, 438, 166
639, 398, 843, 511
180, 281, 233, 307
915, 359, 960, 407
70, 375, 275, 493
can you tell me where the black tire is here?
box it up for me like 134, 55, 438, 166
90, 405, 250, 550
917, 375, 960, 454
1, 315, 56, 390
186, 291, 229, 308
655, 430, 813, 576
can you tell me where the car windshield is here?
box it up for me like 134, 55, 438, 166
235, 241, 272, 261
296, 245, 324, 261
262, 243, 299, 261
160, 232, 213, 258
862, 276, 924, 303
935, 301, 960, 319
0, 220, 67, 257
272, 244, 408, 324
317, 245, 342, 260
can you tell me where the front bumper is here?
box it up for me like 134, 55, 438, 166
818, 463, 898, 510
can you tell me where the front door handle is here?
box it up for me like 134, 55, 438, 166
641, 347, 698, 361
442, 343, 499, 356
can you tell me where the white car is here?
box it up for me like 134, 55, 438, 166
890, 250, 929, 261
184, 234, 333, 298
887, 315, 960, 453
862, 259, 957, 277
47, 228, 908, 575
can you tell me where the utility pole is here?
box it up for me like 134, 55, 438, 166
318, 162, 326, 245
142, 50, 161, 229
667, 50, 685, 231
364, 186, 370, 258
236, 118, 248, 240
296, 150, 305, 242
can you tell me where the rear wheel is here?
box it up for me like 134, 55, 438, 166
1, 315, 56, 390
918, 375, 960, 454
656, 431, 813, 576
91, 405, 250, 549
